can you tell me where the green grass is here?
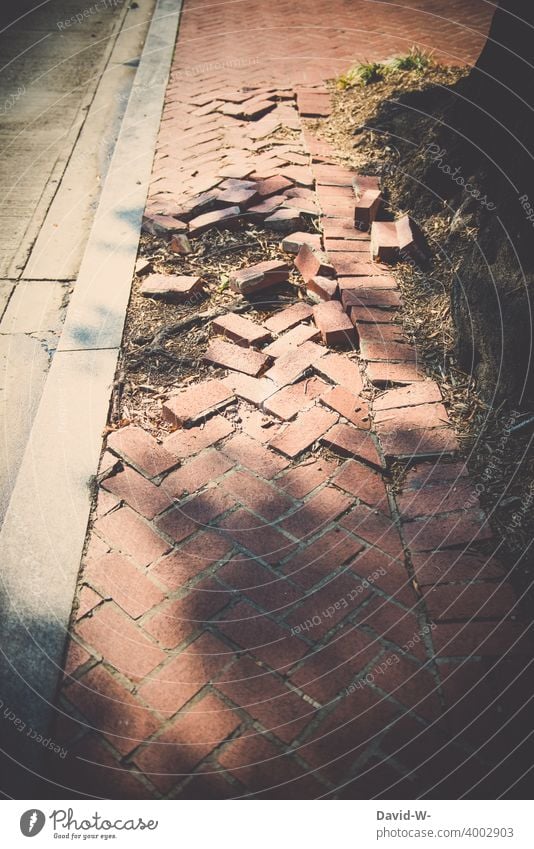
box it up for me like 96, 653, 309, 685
336, 47, 434, 90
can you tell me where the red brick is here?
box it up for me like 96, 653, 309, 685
76, 585, 103, 620
156, 488, 234, 543
322, 423, 382, 470
313, 300, 356, 348
283, 195, 319, 215
366, 360, 426, 386
375, 402, 450, 431
403, 461, 469, 489
84, 552, 165, 619
314, 166, 354, 186
95, 506, 171, 567
341, 286, 401, 308
370, 220, 400, 263
64, 639, 92, 677
350, 546, 417, 607
354, 188, 382, 229
281, 527, 363, 589
161, 448, 233, 498
297, 89, 332, 116
350, 304, 401, 325
430, 620, 532, 657
422, 582, 517, 621
204, 338, 270, 377
264, 207, 302, 232
355, 595, 427, 661
264, 302, 314, 333
217, 508, 296, 565
378, 426, 459, 460
269, 405, 338, 459
188, 205, 241, 237
316, 184, 354, 202
217, 656, 312, 742
218, 186, 259, 206
374, 382, 442, 412
229, 259, 291, 294
397, 479, 475, 520
211, 312, 271, 348
277, 457, 338, 498
332, 459, 388, 509
340, 504, 403, 558
217, 554, 300, 611
143, 579, 229, 649
411, 550, 504, 587
162, 379, 234, 426
281, 231, 322, 254
263, 375, 328, 420
221, 469, 293, 521
314, 352, 364, 394
216, 600, 306, 669
320, 385, 370, 429
280, 485, 352, 541
107, 425, 177, 477
262, 322, 320, 357
221, 372, 277, 405
149, 531, 233, 590
140, 274, 203, 301
402, 510, 492, 552
164, 415, 233, 458
76, 602, 166, 679
240, 408, 283, 443
290, 630, 379, 704
285, 572, 370, 639
279, 164, 314, 187
221, 432, 289, 477
371, 654, 441, 721
62, 734, 153, 799
255, 174, 294, 197
246, 195, 284, 219
142, 213, 187, 236
322, 219, 371, 240
264, 341, 326, 386
138, 633, 233, 718
133, 692, 241, 793
65, 665, 160, 756
294, 244, 335, 283
307, 275, 338, 302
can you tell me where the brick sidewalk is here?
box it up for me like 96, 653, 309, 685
51, 1, 534, 800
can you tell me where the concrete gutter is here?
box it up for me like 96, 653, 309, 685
0, 0, 182, 785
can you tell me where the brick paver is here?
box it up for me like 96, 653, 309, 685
52, 0, 533, 802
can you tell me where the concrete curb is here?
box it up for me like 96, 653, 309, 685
0, 0, 182, 781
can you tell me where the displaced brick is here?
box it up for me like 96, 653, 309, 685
366, 360, 426, 386
281, 231, 322, 254
164, 415, 234, 458
341, 287, 401, 310
229, 259, 291, 294
264, 207, 302, 232
161, 448, 234, 498
307, 275, 338, 302
211, 312, 271, 347
221, 372, 277, 405
221, 433, 290, 478
295, 244, 336, 283
320, 385, 370, 429
354, 188, 382, 230
140, 274, 203, 301
378, 426, 459, 460
169, 234, 192, 255
264, 340, 326, 386
141, 214, 187, 236
264, 302, 314, 333
332, 459, 388, 508
313, 300, 356, 347
95, 506, 171, 567
314, 351, 364, 394
375, 402, 450, 430
102, 466, 172, 519
269, 406, 339, 458
256, 174, 294, 197
264, 376, 329, 420
374, 381, 443, 411
163, 379, 234, 426
322, 423, 382, 469
188, 205, 241, 237
262, 322, 320, 357
204, 338, 270, 376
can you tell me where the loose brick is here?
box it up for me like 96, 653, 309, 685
366, 360, 426, 386
403, 461, 469, 489
264, 207, 302, 232
375, 402, 450, 431
297, 89, 332, 117
341, 287, 401, 309
65, 666, 160, 756
102, 466, 172, 519
360, 337, 418, 363
161, 448, 234, 498
281, 527, 363, 589
314, 166, 354, 186
149, 531, 233, 590
211, 312, 271, 347
221, 433, 290, 477
371, 215, 424, 263
163, 378, 234, 426
142, 213, 187, 236
320, 385, 370, 429
264, 302, 314, 333
314, 351, 364, 394
169, 234, 192, 255
76, 602, 166, 680
313, 300, 356, 347
246, 195, 284, 220
188, 205, 241, 237
264, 341, 326, 386
164, 415, 233, 458
295, 244, 336, 283
281, 231, 322, 254
218, 186, 259, 207
84, 552, 165, 619
307, 275, 338, 302
322, 219, 371, 240
95, 506, 171, 567
132, 692, 240, 792
332, 459, 388, 509
354, 188, 382, 230
107, 425, 177, 477
283, 195, 319, 215
322, 423, 382, 470
324, 238, 370, 253
255, 174, 294, 197
374, 381, 443, 411
378, 426, 459, 460
221, 372, 277, 406
269, 406, 339, 458
204, 338, 270, 376
76, 585, 102, 619
349, 304, 401, 325
262, 323, 320, 357
263, 375, 328, 420
229, 259, 291, 294
140, 274, 203, 301
335, 260, 389, 278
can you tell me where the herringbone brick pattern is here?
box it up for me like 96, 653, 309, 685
51, 1, 534, 801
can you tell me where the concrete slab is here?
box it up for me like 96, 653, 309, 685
0, 280, 67, 334
0, 281, 14, 320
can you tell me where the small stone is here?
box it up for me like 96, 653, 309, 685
169, 234, 192, 254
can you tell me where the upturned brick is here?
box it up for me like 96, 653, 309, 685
354, 188, 382, 230
270, 406, 339, 458
141, 214, 187, 236
281, 231, 322, 254
188, 205, 241, 237
313, 300, 356, 348
371, 215, 425, 263
229, 259, 290, 294
211, 312, 271, 347
264, 207, 302, 232
140, 274, 203, 301
204, 338, 270, 376
295, 244, 336, 282
307, 275, 338, 302
162, 378, 234, 426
